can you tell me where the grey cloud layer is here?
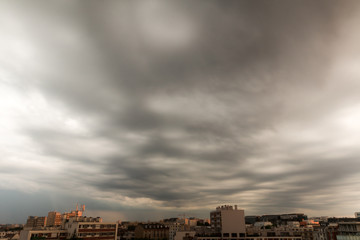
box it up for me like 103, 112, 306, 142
2, 0, 360, 221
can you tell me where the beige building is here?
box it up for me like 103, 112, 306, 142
62, 204, 85, 220
174, 231, 195, 240
62, 210, 83, 220
210, 205, 246, 238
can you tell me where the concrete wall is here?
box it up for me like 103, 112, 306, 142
221, 209, 245, 236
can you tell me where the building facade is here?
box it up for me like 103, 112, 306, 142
25, 217, 47, 229
19, 229, 67, 240
134, 224, 169, 240
337, 222, 360, 240
46, 212, 62, 227
210, 205, 246, 238
20, 216, 117, 240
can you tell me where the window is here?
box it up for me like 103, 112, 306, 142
232, 233, 237, 237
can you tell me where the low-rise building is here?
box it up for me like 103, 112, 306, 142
65, 216, 117, 240
174, 231, 195, 240
19, 229, 67, 240
20, 216, 117, 240
25, 217, 47, 229
134, 224, 169, 240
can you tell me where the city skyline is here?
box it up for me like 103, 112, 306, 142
5, 204, 360, 225
1, 1, 360, 223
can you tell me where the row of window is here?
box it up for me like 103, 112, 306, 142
79, 225, 116, 229
78, 232, 115, 237
223, 233, 246, 237
144, 226, 166, 229
144, 233, 167, 238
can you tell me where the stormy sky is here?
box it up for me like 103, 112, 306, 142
1, 0, 360, 223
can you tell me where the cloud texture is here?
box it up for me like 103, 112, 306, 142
1, 0, 360, 223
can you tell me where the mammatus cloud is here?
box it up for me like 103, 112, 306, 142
1, 0, 360, 223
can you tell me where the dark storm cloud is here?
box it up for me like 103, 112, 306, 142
2, 0, 360, 222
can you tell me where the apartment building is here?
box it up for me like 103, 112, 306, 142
210, 205, 246, 238
25, 216, 47, 229
46, 212, 62, 227
20, 216, 117, 240
337, 222, 360, 240
164, 219, 192, 240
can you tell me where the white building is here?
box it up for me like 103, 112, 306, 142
20, 216, 117, 240
19, 229, 67, 240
